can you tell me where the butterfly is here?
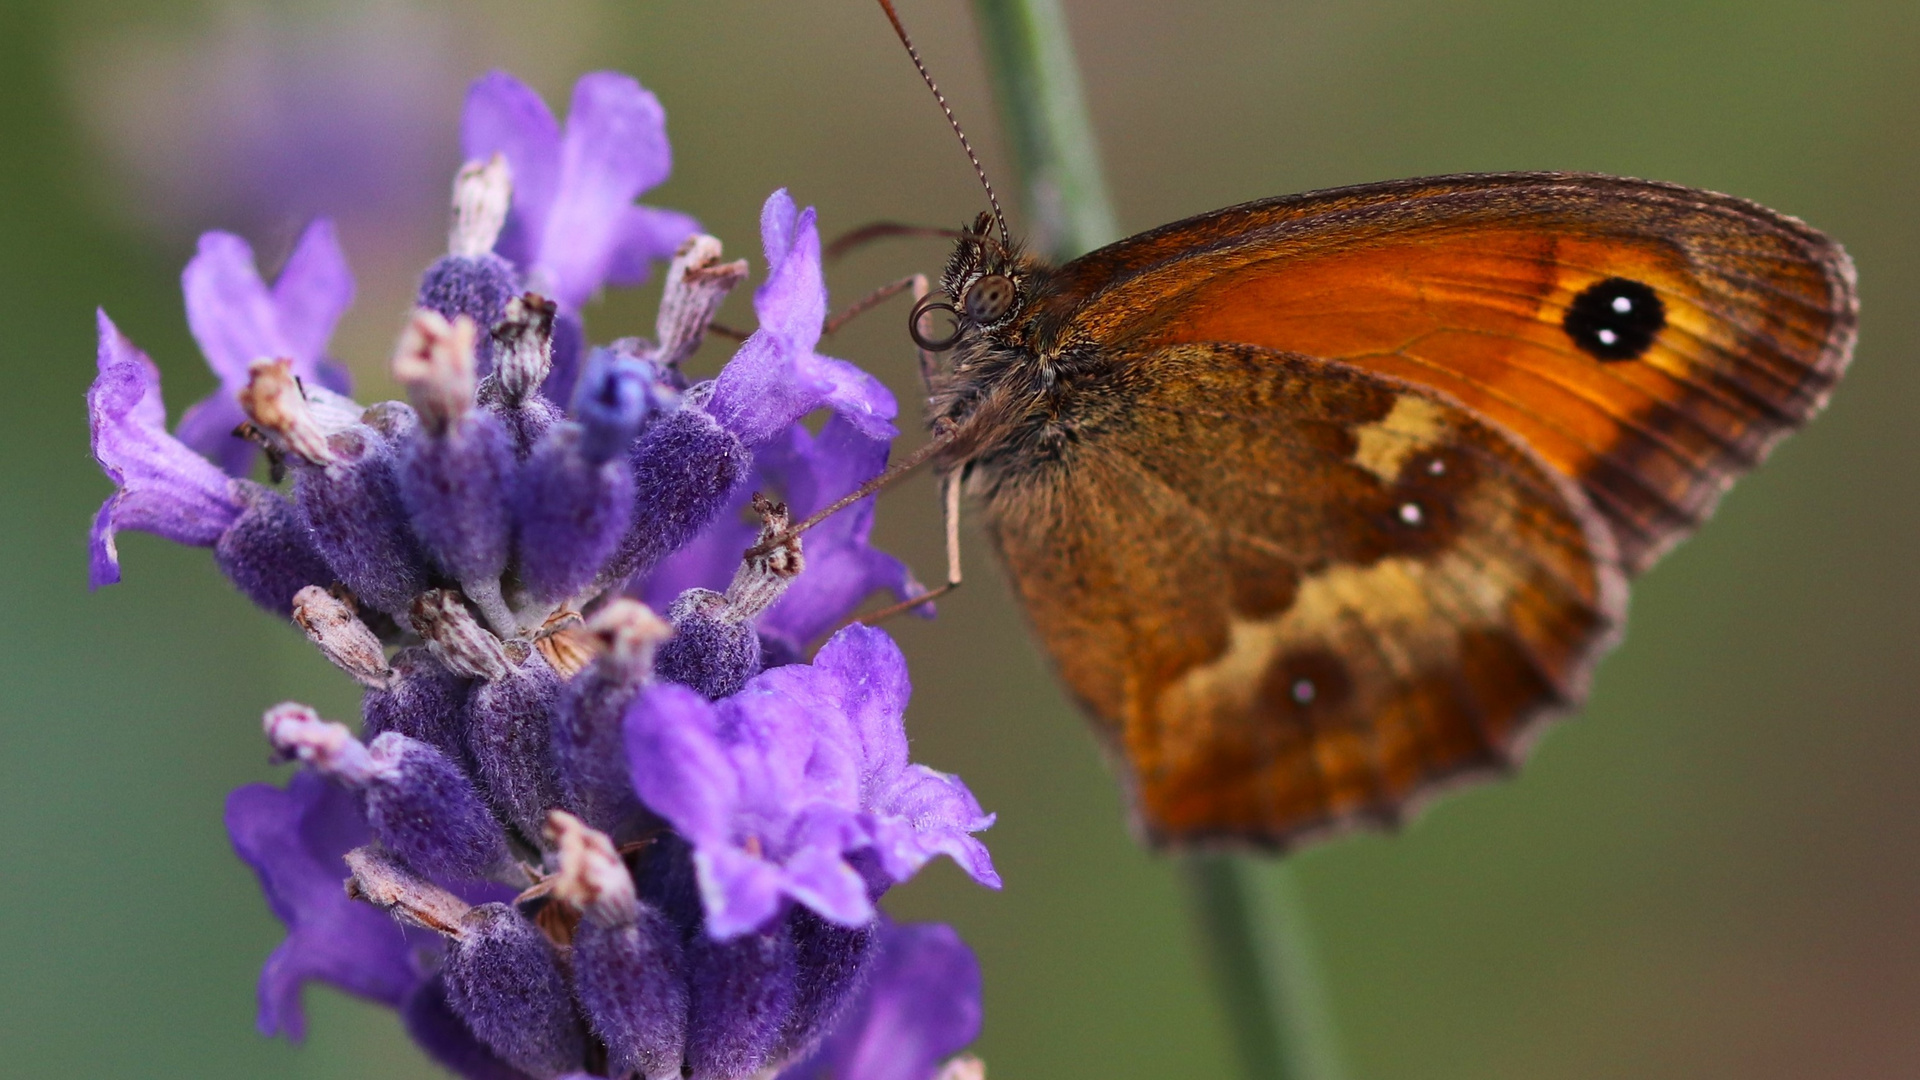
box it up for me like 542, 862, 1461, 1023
863, 6, 1856, 852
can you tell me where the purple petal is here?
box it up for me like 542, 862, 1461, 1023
782, 844, 877, 929
269, 218, 355, 365
703, 331, 833, 447
625, 681, 739, 846
536, 72, 677, 307
178, 226, 351, 472
754, 192, 826, 349
759, 438, 919, 644
805, 354, 899, 442
634, 506, 755, 613
778, 922, 982, 1080
88, 311, 240, 587
172, 394, 252, 479
225, 773, 419, 1039
603, 205, 702, 288
182, 231, 284, 384
811, 625, 913, 784
866, 768, 1000, 890
462, 70, 562, 269
693, 844, 788, 940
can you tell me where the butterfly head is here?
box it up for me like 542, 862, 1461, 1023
912, 211, 1042, 355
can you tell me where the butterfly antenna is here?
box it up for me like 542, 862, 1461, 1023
875, 0, 1012, 252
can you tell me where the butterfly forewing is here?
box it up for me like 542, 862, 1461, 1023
1034, 173, 1857, 572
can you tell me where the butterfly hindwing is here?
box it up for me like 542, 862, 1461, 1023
1030, 173, 1857, 573
974, 342, 1626, 847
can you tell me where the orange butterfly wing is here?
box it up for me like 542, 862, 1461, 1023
977, 173, 1853, 846
1031, 173, 1857, 572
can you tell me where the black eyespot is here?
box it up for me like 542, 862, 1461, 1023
1563, 277, 1665, 361
963, 274, 1015, 322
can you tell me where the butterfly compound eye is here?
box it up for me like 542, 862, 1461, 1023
963, 274, 1016, 322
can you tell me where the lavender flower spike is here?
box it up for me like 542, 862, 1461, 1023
626, 624, 999, 941
88, 310, 241, 588
91, 60, 983, 1078
176, 220, 355, 475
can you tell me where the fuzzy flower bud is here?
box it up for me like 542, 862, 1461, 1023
656, 495, 802, 699
553, 600, 672, 835
544, 816, 687, 1078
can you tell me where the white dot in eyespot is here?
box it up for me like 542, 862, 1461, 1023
1399, 501, 1424, 525
1292, 678, 1316, 705
1426, 458, 1446, 476
1611, 294, 1634, 314
1596, 328, 1619, 346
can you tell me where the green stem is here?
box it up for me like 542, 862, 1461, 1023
1182, 858, 1346, 1080
967, 6, 1346, 1078
969, 0, 1119, 259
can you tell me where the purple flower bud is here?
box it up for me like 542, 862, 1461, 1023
781, 909, 879, 1063
465, 651, 564, 841
420, 159, 520, 370
365, 732, 520, 884
552, 601, 671, 834
512, 423, 634, 609
656, 497, 802, 699
655, 589, 760, 701
264, 705, 518, 884
575, 916, 690, 1080
364, 646, 472, 766
776, 921, 983, 1080
685, 917, 799, 1080
390, 310, 518, 631
216, 480, 335, 615
443, 903, 586, 1079
396, 411, 517, 613
573, 348, 659, 464
295, 425, 432, 618
598, 402, 751, 591
402, 975, 533, 1080
550, 811, 689, 1080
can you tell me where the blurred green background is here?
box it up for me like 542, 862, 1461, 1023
4, 0, 1916, 1077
